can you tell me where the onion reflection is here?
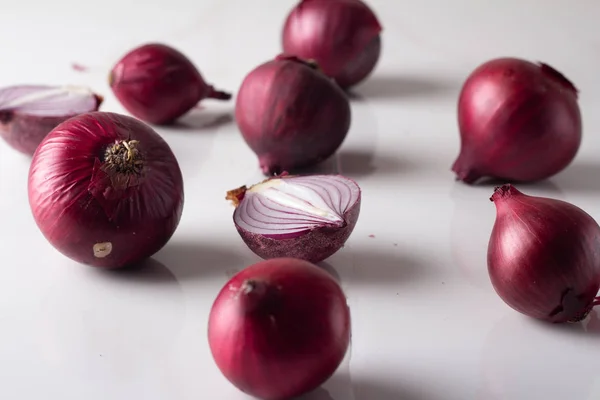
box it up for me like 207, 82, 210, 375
478, 312, 599, 400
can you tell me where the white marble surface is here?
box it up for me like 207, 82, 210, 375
2, 0, 600, 399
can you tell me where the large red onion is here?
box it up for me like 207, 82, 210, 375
208, 257, 351, 400
0, 85, 102, 155
109, 43, 231, 125
28, 111, 184, 268
488, 184, 600, 323
453, 58, 581, 183
226, 173, 361, 263
235, 55, 351, 175
282, 0, 382, 89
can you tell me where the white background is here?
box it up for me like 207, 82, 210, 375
1, 0, 600, 399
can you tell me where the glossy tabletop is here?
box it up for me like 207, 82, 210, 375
1, 1, 600, 399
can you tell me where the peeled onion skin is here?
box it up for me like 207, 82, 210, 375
282, 0, 382, 89
227, 174, 361, 263
208, 258, 351, 400
109, 43, 231, 125
28, 112, 184, 268
0, 95, 103, 155
488, 185, 600, 323
235, 55, 351, 175
453, 58, 581, 184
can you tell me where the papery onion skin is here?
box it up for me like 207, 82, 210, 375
109, 43, 231, 125
227, 174, 361, 263
453, 58, 581, 183
28, 111, 184, 268
0, 86, 103, 155
282, 0, 382, 89
208, 257, 351, 400
488, 184, 600, 323
235, 55, 351, 175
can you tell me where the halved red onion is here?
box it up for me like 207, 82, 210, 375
227, 174, 361, 263
0, 85, 102, 155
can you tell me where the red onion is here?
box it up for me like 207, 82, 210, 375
226, 173, 361, 263
488, 184, 600, 323
235, 55, 351, 175
0, 85, 102, 155
109, 43, 231, 125
282, 0, 382, 89
208, 257, 351, 400
28, 111, 184, 269
453, 58, 582, 183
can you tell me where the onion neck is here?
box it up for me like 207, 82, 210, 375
490, 184, 522, 203
206, 85, 232, 101
226, 186, 247, 207
451, 155, 483, 184
103, 139, 144, 190
539, 63, 579, 98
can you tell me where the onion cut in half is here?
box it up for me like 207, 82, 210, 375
0, 85, 102, 155
227, 174, 361, 263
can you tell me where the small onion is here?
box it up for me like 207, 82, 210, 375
28, 111, 184, 268
0, 85, 102, 155
488, 184, 600, 323
109, 43, 231, 125
453, 58, 582, 183
208, 257, 351, 400
282, 0, 382, 88
235, 55, 351, 175
226, 174, 361, 263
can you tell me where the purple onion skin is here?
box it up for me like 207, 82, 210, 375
235, 55, 351, 175
488, 185, 600, 323
208, 258, 351, 400
28, 112, 184, 269
110, 43, 231, 125
453, 58, 581, 183
236, 196, 360, 263
282, 0, 382, 89
0, 95, 102, 155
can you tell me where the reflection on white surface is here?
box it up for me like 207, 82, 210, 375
478, 312, 600, 400
35, 260, 185, 385
2, 0, 600, 398
449, 184, 495, 290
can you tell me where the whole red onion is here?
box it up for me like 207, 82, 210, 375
488, 184, 600, 323
0, 85, 102, 155
453, 58, 581, 183
28, 111, 184, 268
227, 173, 361, 263
235, 55, 351, 175
282, 0, 382, 88
208, 257, 351, 400
109, 43, 231, 125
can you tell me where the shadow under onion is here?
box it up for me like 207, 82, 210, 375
299, 149, 411, 178
348, 74, 459, 101
329, 248, 430, 287
454, 175, 564, 195
90, 257, 179, 286
153, 240, 249, 281
171, 110, 234, 130
551, 160, 600, 193
299, 374, 433, 400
